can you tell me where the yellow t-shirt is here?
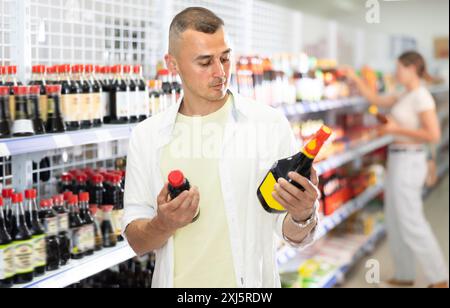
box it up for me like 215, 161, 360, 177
160, 96, 237, 288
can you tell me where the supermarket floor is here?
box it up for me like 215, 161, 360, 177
340, 174, 449, 288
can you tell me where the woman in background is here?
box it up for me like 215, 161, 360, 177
345, 51, 448, 288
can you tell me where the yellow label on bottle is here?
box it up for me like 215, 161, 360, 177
33, 234, 47, 268
112, 209, 124, 236
40, 95, 48, 122
12, 240, 34, 274
0, 244, 15, 279
81, 93, 93, 121
93, 92, 101, 119
47, 97, 55, 114
9, 96, 15, 121
259, 172, 286, 212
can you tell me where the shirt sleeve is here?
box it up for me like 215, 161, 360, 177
121, 127, 157, 237
415, 88, 436, 113
271, 113, 319, 248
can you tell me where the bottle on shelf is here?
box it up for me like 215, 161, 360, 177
89, 205, 103, 252
148, 80, 161, 116
27, 85, 46, 135
5, 66, 22, 121
99, 66, 111, 124
0, 196, 15, 289
0, 86, 12, 138
89, 174, 105, 209
75, 174, 88, 195
52, 194, 71, 266
257, 125, 333, 213
29, 65, 48, 123
60, 173, 74, 194
39, 199, 60, 272
10, 192, 34, 284
78, 192, 95, 256
45, 84, 66, 133
158, 69, 174, 112
100, 205, 117, 248
59, 64, 80, 131
86, 65, 103, 127
68, 195, 84, 260
105, 174, 124, 241
12, 86, 35, 137
133, 65, 149, 122
24, 189, 46, 277
109, 65, 130, 124
123, 65, 138, 124
73, 65, 93, 130
1, 189, 14, 235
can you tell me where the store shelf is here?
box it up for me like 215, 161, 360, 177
279, 97, 368, 117
316, 183, 384, 239
0, 124, 136, 157
15, 242, 136, 289
315, 135, 394, 176
277, 182, 384, 269
316, 225, 386, 288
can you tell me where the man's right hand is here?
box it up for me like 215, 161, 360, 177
154, 183, 200, 233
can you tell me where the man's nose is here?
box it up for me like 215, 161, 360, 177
212, 60, 226, 78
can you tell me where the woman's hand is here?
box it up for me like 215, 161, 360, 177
379, 116, 401, 135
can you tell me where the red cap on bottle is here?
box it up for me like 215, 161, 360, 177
32, 66, 37, 74
63, 191, 73, 202
158, 69, 169, 76
40, 199, 49, 208
61, 173, 73, 182
0, 66, 6, 75
0, 197, 3, 207
123, 65, 131, 74
168, 170, 186, 188
2, 188, 14, 198
53, 194, 64, 204
79, 192, 89, 202
7, 66, 17, 75
303, 125, 333, 159
0, 86, 9, 96
85, 64, 93, 73
28, 85, 41, 95
76, 174, 88, 183
69, 195, 78, 205
12, 193, 24, 204
133, 65, 141, 74
38, 65, 46, 74
45, 84, 61, 94
92, 174, 104, 184
13, 86, 29, 96
25, 189, 37, 199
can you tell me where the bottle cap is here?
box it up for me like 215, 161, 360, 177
303, 125, 333, 159
40, 199, 49, 208
12, 192, 24, 204
0, 86, 9, 96
168, 170, 186, 188
25, 189, 37, 199
2, 188, 14, 198
79, 192, 90, 202
13, 86, 29, 96
45, 84, 62, 94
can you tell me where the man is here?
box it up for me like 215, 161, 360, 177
123, 7, 320, 288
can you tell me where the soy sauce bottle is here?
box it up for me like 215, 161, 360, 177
11, 193, 34, 284
24, 189, 46, 276
45, 85, 66, 133
39, 199, 60, 272
101, 205, 117, 248
109, 65, 130, 124
0, 86, 11, 139
74, 65, 93, 130
11, 86, 35, 137
52, 195, 70, 266
0, 197, 14, 289
78, 192, 94, 256
68, 195, 84, 260
59, 64, 80, 131
27, 86, 46, 135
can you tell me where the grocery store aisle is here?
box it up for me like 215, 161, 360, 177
340, 174, 449, 288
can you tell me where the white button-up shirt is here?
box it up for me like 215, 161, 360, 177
122, 90, 318, 288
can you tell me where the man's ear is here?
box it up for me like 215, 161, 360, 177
165, 54, 178, 75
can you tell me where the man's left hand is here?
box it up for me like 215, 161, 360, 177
272, 167, 320, 222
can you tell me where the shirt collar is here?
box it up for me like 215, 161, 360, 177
158, 88, 249, 136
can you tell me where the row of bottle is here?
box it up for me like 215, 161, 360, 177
0, 188, 120, 288
0, 65, 183, 136
68, 255, 155, 288
59, 168, 125, 242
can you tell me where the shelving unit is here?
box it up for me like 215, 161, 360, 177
16, 242, 135, 289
